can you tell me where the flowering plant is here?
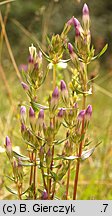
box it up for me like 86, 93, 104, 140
5, 4, 107, 200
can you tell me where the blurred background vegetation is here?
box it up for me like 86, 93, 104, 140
0, 0, 112, 199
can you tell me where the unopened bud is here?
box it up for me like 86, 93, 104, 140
29, 106, 35, 118
77, 110, 85, 122
29, 44, 37, 62
41, 189, 48, 200
73, 17, 84, 36
29, 106, 35, 130
82, 3, 90, 32
37, 109, 44, 130
46, 148, 52, 167
5, 136, 12, 155
50, 87, 59, 112
68, 43, 73, 54
67, 16, 74, 26
21, 82, 29, 91
21, 122, 26, 133
60, 80, 68, 104
85, 105, 92, 120
20, 106, 26, 123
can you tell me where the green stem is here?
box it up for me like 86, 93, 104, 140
33, 151, 37, 200
47, 168, 50, 199
53, 63, 56, 89
66, 161, 71, 200
73, 63, 87, 200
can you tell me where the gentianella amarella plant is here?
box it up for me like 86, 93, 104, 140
5, 4, 107, 200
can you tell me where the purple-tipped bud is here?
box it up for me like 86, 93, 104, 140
21, 82, 29, 91
21, 122, 26, 133
37, 109, 44, 130
38, 109, 44, 119
85, 105, 92, 120
60, 80, 68, 104
83, 3, 89, 15
75, 26, 81, 37
73, 18, 84, 37
60, 80, 67, 91
29, 106, 35, 118
58, 108, 64, 118
67, 16, 74, 26
50, 87, 59, 112
5, 136, 12, 154
82, 3, 90, 32
20, 106, 26, 123
52, 87, 59, 98
73, 102, 78, 109
46, 148, 52, 167
28, 55, 34, 64
77, 110, 85, 122
73, 18, 80, 28
68, 43, 73, 54
41, 189, 48, 200
19, 64, 28, 72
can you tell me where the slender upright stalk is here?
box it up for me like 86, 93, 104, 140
29, 152, 34, 186
53, 63, 56, 89
73, 63, 87, 200
33, 151, 37, 199
66, 161, 71, 200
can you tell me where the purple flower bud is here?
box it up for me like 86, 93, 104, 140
52, 87, 59, 98
60, 80, 67, 91
46, 148, 52, 167
83, 3, 89, 16
34, 62, 38, 70
58, 108, 64, 118
37, 109, 44, 130
29, 106, 35, 118
41, 189, 48, 200
73, 102, 78, 109
50, 87, 59, 112
73, 18, 80, 28
20, 106, 26, 123
82, 4, 90, 32
85, 105, 92, 120
75, 26, 81, 37
60, 80, 68, 104
28, 55, 34, 64
5, 136, 12, 154
67, 16, 74, 26
21, 122, 26, 133
77, 110, 85, 122
19, 64, 28, 72
68, 43, 73, 54
38, 109, 44, 119
73, 18, 84, 36
21, 82, 29, 91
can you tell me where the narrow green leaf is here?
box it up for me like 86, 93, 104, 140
6, 176, 15, 182
5, 185, 17, 195
13, 151, 29, 160
98, 44, 108, 58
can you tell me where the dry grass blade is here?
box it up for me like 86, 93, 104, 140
12, 19, 41, 46
0, 64, 13, 105
0, 0, 15, 6
0, 11, 22, 81
94, 83, 112, 98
